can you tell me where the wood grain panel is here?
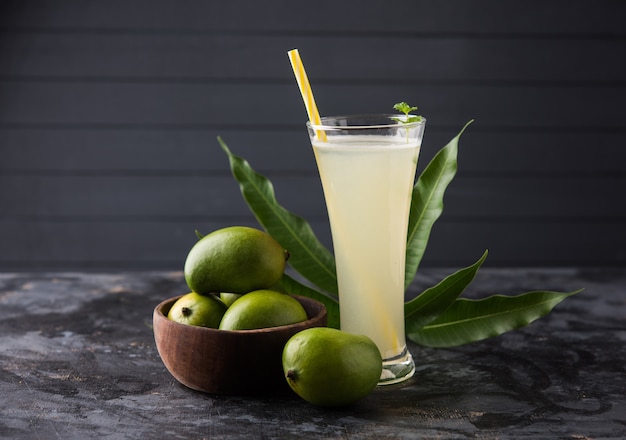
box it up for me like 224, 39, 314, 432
0, 82, 622, 128
1, 1, 623, 34
0, 175, 623, 219
0, 0, 624, 270
0, 220, 622, 270
1, 34, 623, 82
1, 129, 624, 175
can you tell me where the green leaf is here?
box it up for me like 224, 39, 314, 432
218, 125, 582, 349
219, 137, 338, 297
279, 274, 340, 329
407, 289, 584, 347
392, 102, 423, 124
393, 102, 418, 114
405, 120, 473, 289
405, 250, 488, 333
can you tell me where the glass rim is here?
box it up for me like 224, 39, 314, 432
306, 114, 426, 131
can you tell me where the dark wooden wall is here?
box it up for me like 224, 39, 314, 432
1, 0, 625, 271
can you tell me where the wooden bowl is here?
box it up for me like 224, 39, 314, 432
153, 294, 327, 395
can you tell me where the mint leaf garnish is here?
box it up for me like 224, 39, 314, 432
392, 101, 423, 123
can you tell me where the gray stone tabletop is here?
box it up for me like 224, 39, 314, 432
0, 268, 624, 439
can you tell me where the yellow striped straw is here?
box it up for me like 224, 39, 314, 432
288, 49, 327, 142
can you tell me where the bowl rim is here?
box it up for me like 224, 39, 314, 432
154, 293, 327, 334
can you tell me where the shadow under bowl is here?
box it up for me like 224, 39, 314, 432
153, 294, 327, 395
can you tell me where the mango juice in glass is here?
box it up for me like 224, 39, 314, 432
307, 115, 425, 385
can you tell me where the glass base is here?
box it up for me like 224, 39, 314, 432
378, 346, 415, 386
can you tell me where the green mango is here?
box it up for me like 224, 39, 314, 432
282, 327, 382, 407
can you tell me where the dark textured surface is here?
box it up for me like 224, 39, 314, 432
0, 269, 624, 439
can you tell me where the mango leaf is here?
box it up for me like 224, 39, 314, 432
405, 121, 473, 289
405, 249, 488, 333
219, 138, 338, 297
407, 289, 583, 347
280, 274, 340, 329
218, 128, 583, 349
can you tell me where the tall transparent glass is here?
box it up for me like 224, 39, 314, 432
307, 115, 426, 385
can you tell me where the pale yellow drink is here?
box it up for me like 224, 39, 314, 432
308, 114, 425, 385
312, 135, 420, 360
